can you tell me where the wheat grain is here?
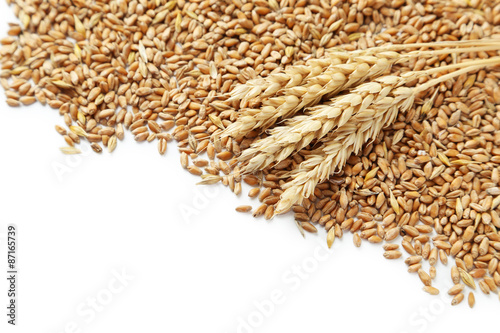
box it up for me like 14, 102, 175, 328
459, 268, 477, 290
468, 292, 475, 308
3, 0, 500, 308
423, 286, 440, 295
448, 284, 465, 295
451, 293, 465, 306
236, 205, 252, 213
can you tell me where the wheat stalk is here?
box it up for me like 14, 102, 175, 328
223, 40, 500, 140
228, 39, 500, 104
274, 57, 500, 215
238, 48, 500, 173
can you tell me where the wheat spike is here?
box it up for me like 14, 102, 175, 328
274, 57, 500, 215
223, 40, 500, 141
227, 57, 338, 104
227, 39, 500, 104
238, 50, 500, 173
275, 81, 412, 214
223, 53, 397, 140
239, 77, 401, 173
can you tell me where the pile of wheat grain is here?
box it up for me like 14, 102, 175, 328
228, 44, 500, 307
2, 0, 500, 307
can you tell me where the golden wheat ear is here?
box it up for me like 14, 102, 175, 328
222, 39, 500, 141
274, 56, 500, 215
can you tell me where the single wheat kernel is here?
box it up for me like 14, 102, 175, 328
423, 286, 440, 295
468, 292, 475, 308
236, 205, 252, 213
451, 293, 464, 306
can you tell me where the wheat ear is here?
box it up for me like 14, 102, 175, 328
274, 57, 500, 215
228, 38, 500, 104
238, 51, 500, 173
223, 40, 500, 140
222, 53, 400, 140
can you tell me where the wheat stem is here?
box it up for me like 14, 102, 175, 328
415, 56, 500, 92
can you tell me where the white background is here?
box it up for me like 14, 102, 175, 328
0, 2, 499, 332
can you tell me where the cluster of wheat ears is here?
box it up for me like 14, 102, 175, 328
219, 39, 500, 216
